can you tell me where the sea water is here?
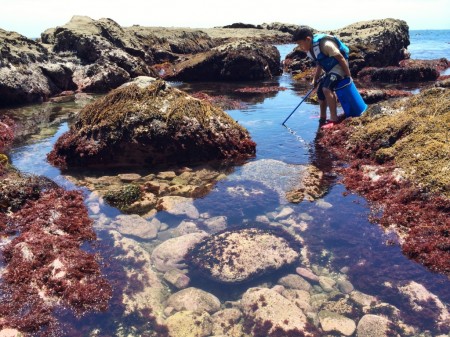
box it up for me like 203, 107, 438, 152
5, 31, 450, 336
409, 29, 450, 60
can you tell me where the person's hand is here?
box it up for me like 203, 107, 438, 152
313, 75, 324, 87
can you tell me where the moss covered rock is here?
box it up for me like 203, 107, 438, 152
48, 78, 255, 170
317, 87, 450, 276
348, 87, 450, 196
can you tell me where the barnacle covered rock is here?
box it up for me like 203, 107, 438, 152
186, 227, 301, 284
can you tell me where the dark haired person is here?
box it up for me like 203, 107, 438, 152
293, 27, 352, 128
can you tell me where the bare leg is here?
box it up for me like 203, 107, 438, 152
323, 87, 338, 122
319, 99, 327, 120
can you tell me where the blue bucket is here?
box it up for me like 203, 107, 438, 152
335, 77, 367, 117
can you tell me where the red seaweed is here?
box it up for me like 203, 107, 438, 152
0, 188, 112, 334
317, 118, 450, 275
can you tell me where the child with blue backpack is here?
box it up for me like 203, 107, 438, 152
292, 26, 352, 128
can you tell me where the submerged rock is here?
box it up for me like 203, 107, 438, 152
165, 311, 212, 337
211, 308, 243, 336
318, 310, 356, 336
48, 78, 256, 169
110, 214, 160, 239
241, 287, 317, 336
186, 227, 300, 283
151, 232, 209, 272
110, 231, 167, 319
356, 314, 392, 337
166, 287, 221, 314
398, 281, 450, 330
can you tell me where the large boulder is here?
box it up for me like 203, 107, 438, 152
1, 18, 288, 106
41, 16, 156, 92
47, 77, 256, 169
0, 28, 76, 106
165, 40, 282, 81
334, 18, 410, 74
285, 18, 410, 77
186, 227, 300, 283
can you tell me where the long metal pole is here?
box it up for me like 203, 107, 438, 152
282, 86, 316, 125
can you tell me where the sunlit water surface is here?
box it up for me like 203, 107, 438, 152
5, 44, 450, 335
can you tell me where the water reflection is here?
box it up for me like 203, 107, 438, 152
5, 44, 449, 336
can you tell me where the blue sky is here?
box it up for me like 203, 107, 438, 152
1, 0, 449, 38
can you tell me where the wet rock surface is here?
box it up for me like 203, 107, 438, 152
0, 16, 291, 106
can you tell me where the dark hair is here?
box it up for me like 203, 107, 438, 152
292, 26, 314, 42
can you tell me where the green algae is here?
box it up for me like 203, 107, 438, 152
347, 88, 450, 197
104, 184, 143, 210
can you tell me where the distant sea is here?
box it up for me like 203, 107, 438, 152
408, 29, 450, 60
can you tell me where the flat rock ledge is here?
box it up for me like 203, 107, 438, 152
186, 227, 300, 284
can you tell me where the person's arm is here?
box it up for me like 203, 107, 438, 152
334, 53, 352, 78
312, 66, 323, 86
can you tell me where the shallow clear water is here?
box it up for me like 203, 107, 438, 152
4, 43, 450, 335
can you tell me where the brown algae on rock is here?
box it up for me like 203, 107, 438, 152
48, 79, 256, 169
347, 88, 450, 196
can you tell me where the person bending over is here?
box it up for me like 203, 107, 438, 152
293, 26, 352, 128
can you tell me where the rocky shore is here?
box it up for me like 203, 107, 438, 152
1, 16, 449, 337
317, 87, 450, 275
2, 16, 448, 107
